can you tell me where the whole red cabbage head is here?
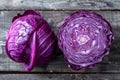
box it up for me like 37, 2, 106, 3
5, 10, 56, 71
58, 10, 114, 70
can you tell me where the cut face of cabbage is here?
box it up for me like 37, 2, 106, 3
58, 10, 114, 70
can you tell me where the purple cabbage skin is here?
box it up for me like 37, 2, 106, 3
58, 10, 114, 70
5, 10, 56, 71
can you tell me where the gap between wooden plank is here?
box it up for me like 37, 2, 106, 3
0, 71, 120, 74
1, 9, 120, 11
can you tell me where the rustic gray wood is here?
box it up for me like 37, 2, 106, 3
0, 11, 120, 72
0, 74, 119, 80
0, 0, 120, 10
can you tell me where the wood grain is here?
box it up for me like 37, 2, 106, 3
0, 0, 120, 10
0, 11, 120, 72
0, 74, 119, 80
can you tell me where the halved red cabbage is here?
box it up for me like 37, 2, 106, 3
58, 10, 114, 70
5, 10, 56, 71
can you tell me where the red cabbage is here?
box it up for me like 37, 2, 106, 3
58, 10, 114, 70
5, 10, 56, 71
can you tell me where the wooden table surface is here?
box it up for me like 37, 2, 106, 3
0, 0, 120, 80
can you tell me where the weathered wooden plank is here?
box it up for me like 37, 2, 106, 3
0, 0, 120, 10
0, 11, 120, 72
0, 74, 119, 80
